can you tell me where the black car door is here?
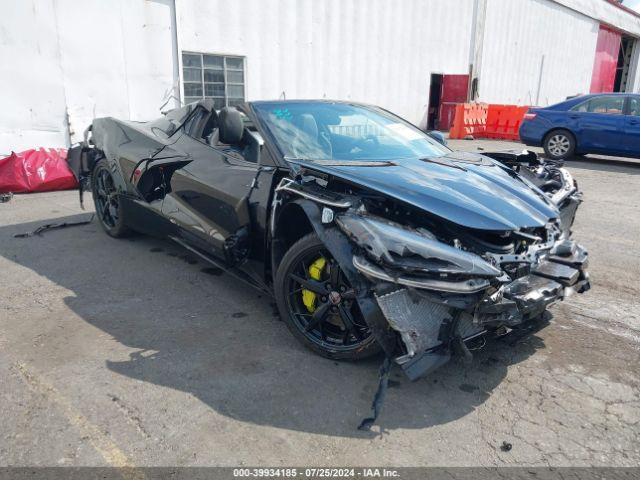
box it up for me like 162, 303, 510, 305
161, 113, 258, 263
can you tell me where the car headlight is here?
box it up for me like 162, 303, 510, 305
335, 212, 501, 278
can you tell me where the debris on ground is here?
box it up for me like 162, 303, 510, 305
500, 441, 513, 452
14, 214, 94, 238
358, 357, 391, 431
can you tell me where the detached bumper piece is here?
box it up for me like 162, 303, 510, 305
478, 244, 589, 324
375, 289, 455, 381
374, 241, 589, 381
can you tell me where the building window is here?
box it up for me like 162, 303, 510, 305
182, 52, 245, 109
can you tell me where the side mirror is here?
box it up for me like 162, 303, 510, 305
426, 130, 447, 146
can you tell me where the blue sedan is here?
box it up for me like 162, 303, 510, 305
519, 93, 640, 160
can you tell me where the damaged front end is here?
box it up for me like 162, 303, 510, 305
340, 212, 589, 380
276, 151, 589, 381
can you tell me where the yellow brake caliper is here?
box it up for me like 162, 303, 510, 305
302, 256, 326, 313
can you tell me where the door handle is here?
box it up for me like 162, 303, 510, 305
630, 119, 638, 125
569, 114, 579, 119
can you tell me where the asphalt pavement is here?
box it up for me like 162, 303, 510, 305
0, 141, 639, 467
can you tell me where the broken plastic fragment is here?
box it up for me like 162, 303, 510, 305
357, 357, 391, 431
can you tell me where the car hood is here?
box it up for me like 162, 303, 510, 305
287, 151, 559, 231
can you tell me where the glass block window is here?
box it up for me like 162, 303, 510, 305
182, 52, 245, 110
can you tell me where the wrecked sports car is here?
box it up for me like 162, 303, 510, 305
69, 99, 589, 382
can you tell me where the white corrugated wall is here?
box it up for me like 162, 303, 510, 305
0, 0, 68, 154
53, 0, 179, 143
175, 0, 475, 125
478, 0, 600, 106
0, 0, 178, 153
2, 0, 640, 153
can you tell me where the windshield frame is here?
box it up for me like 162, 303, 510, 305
249, 100, 451, 165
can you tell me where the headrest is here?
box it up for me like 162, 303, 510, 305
218, 107, 244, 144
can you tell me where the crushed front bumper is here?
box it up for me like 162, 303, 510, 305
366, 240, 589, 381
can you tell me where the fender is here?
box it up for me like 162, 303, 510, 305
288, 198, 398, 357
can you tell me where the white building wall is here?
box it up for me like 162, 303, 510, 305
2, 0, 640, 154
175, 0, 475, 125
478, 0, 600, 106
0, 0, 177, 154
53, 0, 179, 143
0, 0, 68, 155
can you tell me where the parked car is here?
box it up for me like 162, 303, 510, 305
68, 99, 589, 383
519, 92, 640, 160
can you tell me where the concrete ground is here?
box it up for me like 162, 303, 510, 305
0, 141, 639, 467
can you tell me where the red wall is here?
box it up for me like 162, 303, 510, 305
590, 25, 622, 93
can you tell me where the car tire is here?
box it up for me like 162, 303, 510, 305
543, 129, 576, 160
91, 159, 131, 238
274, 233, 381, 360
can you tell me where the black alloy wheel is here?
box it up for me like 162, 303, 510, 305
92, 160, 130, 237
275, 233, 380, 360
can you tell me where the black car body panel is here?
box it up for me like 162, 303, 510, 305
285, 153, 559, 231
68, 99, 589, 382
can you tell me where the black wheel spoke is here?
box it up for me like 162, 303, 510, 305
341, 289, 356, 300
102, 173, 111, 193
95, 170, 118, 228
329, 260, 340, 287
319, 319, 327, 342
103, 201, 115, 226
96, 172, 105, 193
289, 273, 329, 295
288, 287, 304, 297
109, 203, 118, 221
338, 304, 363, 341
304, 302, 330, 332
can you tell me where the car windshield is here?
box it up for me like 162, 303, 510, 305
252, 101, 450, 162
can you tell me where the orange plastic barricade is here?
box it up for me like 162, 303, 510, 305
448, 103, 530, 140
484, 105, 530, 140
448, 103, 488, 139
448, 104, 466, 139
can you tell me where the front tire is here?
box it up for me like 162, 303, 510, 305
543, 129, 575, 160
274, 233, 381, 360
91, 159, 131, 238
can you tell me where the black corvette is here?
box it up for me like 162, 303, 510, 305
68, 99, 589, 382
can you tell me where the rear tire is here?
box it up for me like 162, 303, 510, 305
91, 159, 131, 238
543, 129, 575, 160
274, 233, 381, 360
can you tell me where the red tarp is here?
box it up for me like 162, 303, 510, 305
590, 25, 622, 93
0, 148, 78, 193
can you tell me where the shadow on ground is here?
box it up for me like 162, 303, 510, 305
1, 214, 549, 437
